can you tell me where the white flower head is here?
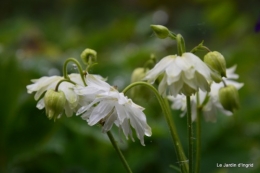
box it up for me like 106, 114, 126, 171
168, 65, 244, 122
26, 73, 86, 118
75, 75, 152, 146
144, 53, 211, 97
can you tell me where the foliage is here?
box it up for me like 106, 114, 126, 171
1, 0, 260, 173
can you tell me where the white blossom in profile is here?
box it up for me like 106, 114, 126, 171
144, 53, 211, 97
26, 73, 86, 118
168, 65, 244, 122
75, 75, 152, 146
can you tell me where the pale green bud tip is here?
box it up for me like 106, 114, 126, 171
219, 85, 240, 113
131, 67, 147, 83
44, 89, 66, 121
80, 48, 97, 65
204, 51, 227, 78
150, 25, 170, 39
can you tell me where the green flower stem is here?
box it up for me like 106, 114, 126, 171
169, 32, 177, 40
122, 81, 188, 173
186, 96, 193, 173
195, 92, 209, 173
222, 79, 227, 87
176, 34, 186, 56
175, 33, 191, 173
163, 98, 189, 173
195, 107, 202, 173
190, 42, 211, 54
55, 79, 76, 91
107, 131, 133, 173
63, 58, 87, 86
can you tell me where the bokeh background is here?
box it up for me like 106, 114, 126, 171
1, 0, 260, 173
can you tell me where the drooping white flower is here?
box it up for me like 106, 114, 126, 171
75, 75, 152, 146
168, 65, 244, 122
26, 73, 86, 118
144, 53, 211, 96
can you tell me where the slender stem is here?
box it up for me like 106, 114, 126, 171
186, 96, 193, 173
169, 32, 177, 40
107, 131, 133, 173
195, 108, 202, 173
55, 79, 76, 91
176, 34, 186, 56
195, 93, 201, 173
123, 81, 188, 173
222, 79, 227, 87
163, 98, 189, 173
63, 58, 87, 86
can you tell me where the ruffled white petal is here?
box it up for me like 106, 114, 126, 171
144, 55, 175, 83
76, 78, 151, 145
145, 53, 211, 96
168, 65, 243, 122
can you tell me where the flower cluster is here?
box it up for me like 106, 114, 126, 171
168, 66, 243, 122
27, 57, 151, 146
26, 25, 245, 173
144, 53, 211, 97
75, 75, 151, 146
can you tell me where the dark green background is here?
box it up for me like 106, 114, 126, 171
1, 0, 259, 172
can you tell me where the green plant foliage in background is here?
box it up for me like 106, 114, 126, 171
0, 0, 260, 173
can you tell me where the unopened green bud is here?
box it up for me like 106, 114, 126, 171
131, 67, 147, 83
150, 25, 170, 39
44, 89, 66, 121
80, 48, 97, 65
219, 85, 239, 113
204, 51, 227, 78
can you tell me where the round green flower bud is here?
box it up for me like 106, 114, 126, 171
44, 89, 66, 121
219, 85, 240, 113
150, 25, 170, 39
204, 51, 227, 78
80, 48, 97, 65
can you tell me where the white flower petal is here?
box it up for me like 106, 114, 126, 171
226, 65, 238, 79
168, 65, 243, 122
169, 80, 183, 97
64, 101, 73, 117
145, 52, 211, 96
115, 103, 127, 123
120, 118, 133, 141
27, 73, 89, 118
102, 110, 118, 132
145, 55, 175, 83
158, 75, 168, 96
88, 101, 113, 125
36, 98, 45, 109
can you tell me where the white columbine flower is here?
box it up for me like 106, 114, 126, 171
168, 65, 244, 122
26, 73, 86, 118
144, 53, 211, 96
75, 75, 152, 146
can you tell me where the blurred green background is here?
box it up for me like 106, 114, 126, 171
1, 0, 260, 173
